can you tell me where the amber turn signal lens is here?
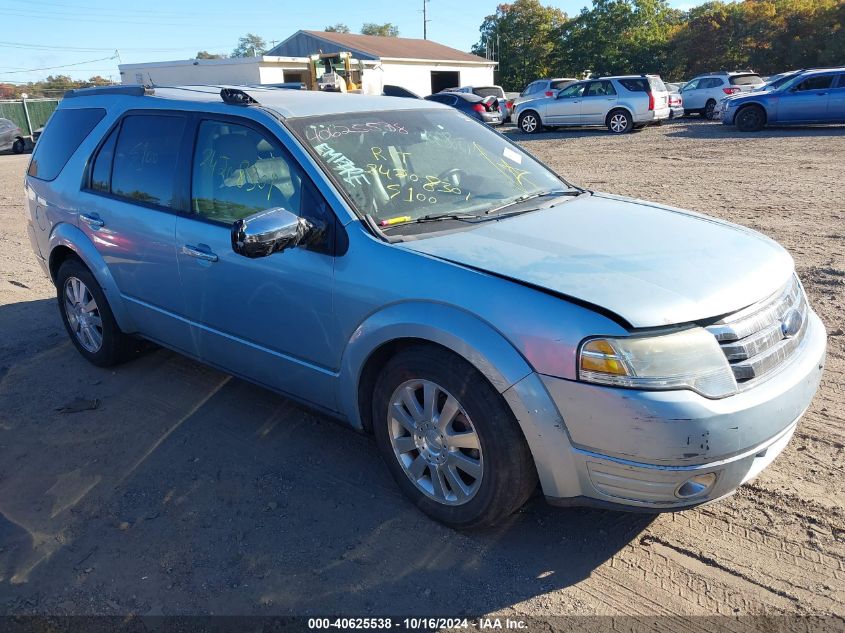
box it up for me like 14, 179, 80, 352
580, 339, 629, 376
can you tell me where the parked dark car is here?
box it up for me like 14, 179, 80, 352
383, 84, 422, 99
425, 92, 502, 125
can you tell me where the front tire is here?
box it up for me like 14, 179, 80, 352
607, 110, 633, 134
735, 105, 765, 132
11, 138, 25, 154
372, 345, 537, 529
518, 111, 542, 134
56, 258, 137, 367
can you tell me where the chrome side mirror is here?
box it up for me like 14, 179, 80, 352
231, 207, 315, 258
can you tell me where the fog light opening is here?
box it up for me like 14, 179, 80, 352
676, 473, 717, 499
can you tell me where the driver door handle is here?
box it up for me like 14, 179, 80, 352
181, 245, 218, 262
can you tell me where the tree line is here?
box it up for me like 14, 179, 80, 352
472, 0, 845, 91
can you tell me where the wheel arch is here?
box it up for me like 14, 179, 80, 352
605, 106, 634, 125
48, 222, 136, 332
518, 109, 542, 130
338, 302, 534, 433
734, 101, 768, 126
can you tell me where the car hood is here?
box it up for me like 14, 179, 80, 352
399, 193, 794, 328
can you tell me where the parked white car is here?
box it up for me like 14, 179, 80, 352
0, 118, 26, 154
514, 75, 670, 134
681, 71, 764, 119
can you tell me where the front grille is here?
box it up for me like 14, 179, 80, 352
706, 276, 808, 389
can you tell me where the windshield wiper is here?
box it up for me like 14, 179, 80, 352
484, 189, 584, 215
414, 212, 482, 223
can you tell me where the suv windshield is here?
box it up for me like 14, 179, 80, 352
287, 109, 571, 228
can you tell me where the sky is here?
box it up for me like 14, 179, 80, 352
0, 0, 706, 85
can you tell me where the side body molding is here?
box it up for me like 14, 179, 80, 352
337, 301, 533, 429
48, 222, 137, 333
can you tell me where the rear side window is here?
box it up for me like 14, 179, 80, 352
618, 78, 648, 92
110, 114, 186, 209
550, 80, 574, 90
27, 108, 105, 181
730, 74, 763, 86
586, 81, 617, 96
647, 76, 667, 92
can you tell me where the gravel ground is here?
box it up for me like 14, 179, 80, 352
0, 118, 843, 626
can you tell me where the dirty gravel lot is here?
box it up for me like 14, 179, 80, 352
0, 119, 843, 626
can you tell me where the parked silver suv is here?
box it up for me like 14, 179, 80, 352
515, 75, 670, 134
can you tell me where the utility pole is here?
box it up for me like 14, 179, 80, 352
423, 0, 430, 39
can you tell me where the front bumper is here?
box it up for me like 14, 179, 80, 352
512, 309, 826, 510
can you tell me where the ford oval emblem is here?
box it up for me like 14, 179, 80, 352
780, 309, 803, 338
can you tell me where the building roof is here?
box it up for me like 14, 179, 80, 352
267, 30, 491, 64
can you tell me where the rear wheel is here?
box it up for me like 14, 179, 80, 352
11, 138, 25, 154
56, 258, 137, 367
372, 345, 537, 529
703, 100, 717, 120
518, 111, 542, 134
607, 110, 633, 134
735, 105, 766, 132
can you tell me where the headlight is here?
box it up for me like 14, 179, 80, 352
578, 328, 737, 398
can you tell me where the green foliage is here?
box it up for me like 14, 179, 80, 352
471, 0, 568, 91
196, 51, 226, 59
361, 23, 400, 37
231, 33, 267, 58
0, 75, 115, 99
325, 23, 351, 33
474, 0, 845, 87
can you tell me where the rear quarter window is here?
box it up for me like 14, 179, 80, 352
27, 108, 106, 181
648, 77, 667, 92
618, 78, 649, 92
730, 74, 764, 86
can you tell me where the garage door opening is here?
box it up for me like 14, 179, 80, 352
430, 71, 460, 94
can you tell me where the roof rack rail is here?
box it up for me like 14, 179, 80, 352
64, 85, 154, 99
220, 87, 259, 105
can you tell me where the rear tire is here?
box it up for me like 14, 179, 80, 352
11, 138, 25, 154
606, 109, 633, 134
703, 100, 717, 120
372, 345, 538, 529
735, 105, 765, 132
518, 111, 542, 134
56, 258, 137, 367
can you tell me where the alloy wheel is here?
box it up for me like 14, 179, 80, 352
64, 276, 103, 353
609, 113, 629, 133
387, 379, 483, 506
521, 114, 538, 133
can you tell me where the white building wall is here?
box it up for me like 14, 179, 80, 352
120, 58, 307, 86
366, 61, 495, 96
120, 58, 496, 96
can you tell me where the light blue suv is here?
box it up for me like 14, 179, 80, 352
25, 85, 826, 528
